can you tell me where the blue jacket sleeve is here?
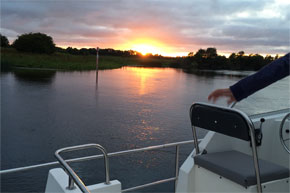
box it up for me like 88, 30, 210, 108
229, 53, 290, 101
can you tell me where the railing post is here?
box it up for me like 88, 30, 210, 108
192, 126, 200, 154
229, 101, 237, 108
55, 144, 111, 193
174, 145, 180, 191
67, 176, 76, 190
101, 146, 110, 185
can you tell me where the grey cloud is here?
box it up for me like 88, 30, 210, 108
1, 0, 289, 54
222, 24, 289, 40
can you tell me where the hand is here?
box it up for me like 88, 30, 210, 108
208, 88, 237, 105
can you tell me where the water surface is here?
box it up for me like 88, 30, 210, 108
1, 67, 289, 192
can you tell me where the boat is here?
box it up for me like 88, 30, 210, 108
1, 102, 289, 193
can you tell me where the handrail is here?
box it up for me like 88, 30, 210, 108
55, 144, 110, 193
0, 140, 198, 174
229, 101, 237, 108
1, 140, 200, 192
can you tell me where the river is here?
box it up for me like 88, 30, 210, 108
1, 67, 289, 192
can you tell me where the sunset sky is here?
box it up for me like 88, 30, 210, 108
1, 0, 289, 57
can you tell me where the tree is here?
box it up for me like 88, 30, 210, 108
237, 51, 245, 56
229, 53, 236, 60
188, 52, 194, 57
13, 32, 55, 54
66, 47, 79, 55
205, 47, 217, 58
1, 34, 9, 47
194, 49, 206, 58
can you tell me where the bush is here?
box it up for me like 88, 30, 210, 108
1, 34, 9, 47
13, 32, 55, 54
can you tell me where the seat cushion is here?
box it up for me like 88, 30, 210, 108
194, 150, 289, 187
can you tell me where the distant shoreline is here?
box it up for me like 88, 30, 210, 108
1, 47, 273, 72
1, 48, 176, 71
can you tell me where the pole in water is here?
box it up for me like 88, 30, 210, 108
96, 47, 99, 84
96, 47, 99, 71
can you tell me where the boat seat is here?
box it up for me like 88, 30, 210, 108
194, 150, 290, 187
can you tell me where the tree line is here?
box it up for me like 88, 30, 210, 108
57, 47, 144, 57
1, 33, 282, 71
1, 33, 146, 57
172, 48, 279, 71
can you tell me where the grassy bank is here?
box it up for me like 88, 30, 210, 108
1, 48, 176, 71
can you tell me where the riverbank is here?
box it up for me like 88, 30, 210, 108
1, 48, 177, 71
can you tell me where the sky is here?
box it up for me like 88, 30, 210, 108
1, 0, 290, 57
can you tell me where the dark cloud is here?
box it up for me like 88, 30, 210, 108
1, 0, 289, 55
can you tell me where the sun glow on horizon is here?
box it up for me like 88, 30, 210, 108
57, 37, 192, 57
132, 44, 160, 56
119, 38, 172, 56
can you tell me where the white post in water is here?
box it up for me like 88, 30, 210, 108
96, 47, 99, 71
96, 47, 99, 83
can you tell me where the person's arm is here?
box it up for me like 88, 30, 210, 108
208, 53, 290, 103
230, 53, 289, 101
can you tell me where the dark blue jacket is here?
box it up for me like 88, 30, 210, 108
230, 53, 290, 101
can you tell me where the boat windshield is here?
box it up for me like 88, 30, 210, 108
234, 76, 290, 116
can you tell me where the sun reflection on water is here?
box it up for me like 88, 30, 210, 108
117, 67, 179, 143
124, 67, 166, 95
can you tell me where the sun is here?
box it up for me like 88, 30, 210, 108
121, 38, 166, 56
117, 38, 185, 57
131, 44, 160, 56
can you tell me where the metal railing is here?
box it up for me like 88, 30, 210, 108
55, 144, 110, 193
0, 139, 200, 192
